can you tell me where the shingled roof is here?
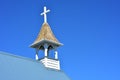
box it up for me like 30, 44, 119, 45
0, 51, 70, 80
30, 23, 62, 48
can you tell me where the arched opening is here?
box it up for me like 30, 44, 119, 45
39, 45, 44, 50
48, 45, 55, 59
38, 50, 44, 60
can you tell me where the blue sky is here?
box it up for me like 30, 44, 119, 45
0, 0, 120, 80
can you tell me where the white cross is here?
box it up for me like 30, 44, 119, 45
41, 6, 50, 23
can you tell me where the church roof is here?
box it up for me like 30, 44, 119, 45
0, 51, 70, 80
30, 23, 62, 48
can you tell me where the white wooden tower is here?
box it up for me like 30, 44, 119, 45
30, 6, 62, 70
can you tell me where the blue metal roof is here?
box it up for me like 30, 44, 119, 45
0, 51, 70, 80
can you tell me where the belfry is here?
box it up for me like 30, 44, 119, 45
30, 6, 62, 70
0, 5, 70, 80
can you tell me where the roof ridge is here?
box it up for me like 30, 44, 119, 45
0, 51, 38, 63
0, 51, 64, 72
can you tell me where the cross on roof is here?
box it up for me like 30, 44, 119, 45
41, 6, 50, 23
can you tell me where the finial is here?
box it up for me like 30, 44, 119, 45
41, 6, 50, 23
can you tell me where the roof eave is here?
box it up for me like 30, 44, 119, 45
30, 39, 63, 48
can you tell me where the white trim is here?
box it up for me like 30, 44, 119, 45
40, 57, 60, 70
35, 54, 38, 60
44, 44, 48, 57
55, 50, 58, 59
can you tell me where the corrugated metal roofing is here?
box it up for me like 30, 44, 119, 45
0, 51, 70, 80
